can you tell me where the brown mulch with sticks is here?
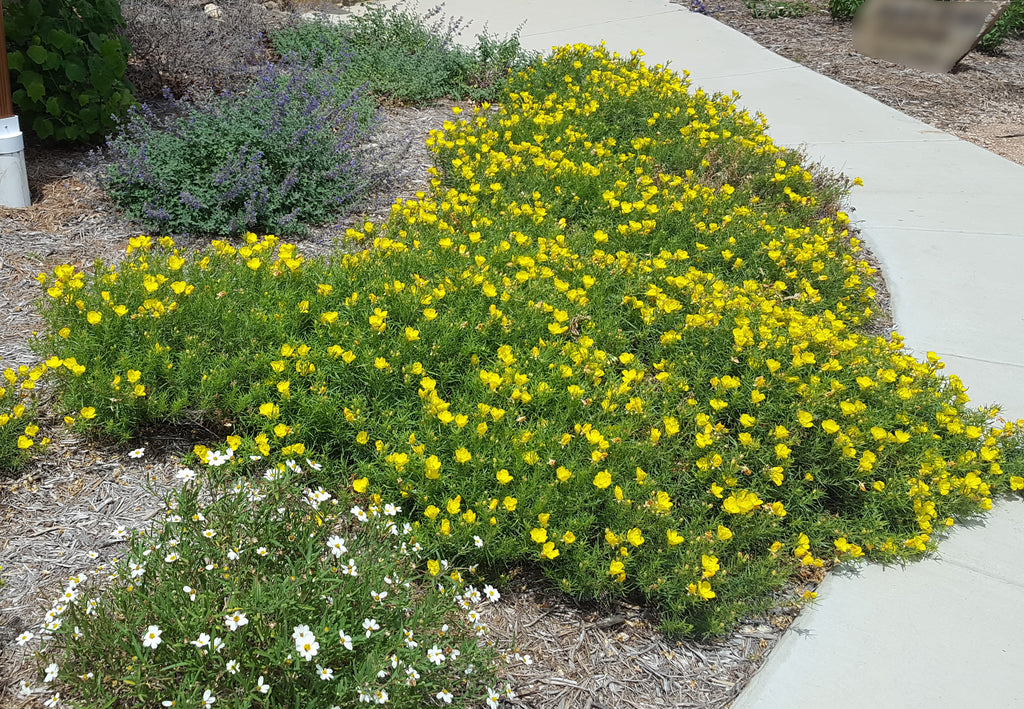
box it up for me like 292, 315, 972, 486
0, 97, 804, 708
677, 0, 1024, 166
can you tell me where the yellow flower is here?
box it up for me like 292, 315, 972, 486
689, 580, 715, 600
463, 509, 477, 524
769, 467, 784, 486
666, 530, 684, 546
722, 489, 763, 514
797, 410, 814, 428
652, 490, 672, 513
374, 357, 389, 370
86, 311, 102, 325
556, 466, 572, 482
273, 423, 291, 438
427, 559, 440, 576
440, 519, 451, 535
127, 369, 142, 384
663, 416, 680, 436
424, 505, 440, 519
80, 406, 97, 420
502, 496, 518, 512
531, 528, 548, 544
701, 554, 720, 578
496, 469, 513, 485
133, 384, 146, 397
424, 455, 441, 479
17, 435, 33, 449
541, 541, 559, 559
352, 477, 369, 493
259, 403, 279, 419
405, 327, 420, 342
608, 560, 625, 577
1010, 476, 1024, 491
356, 431, 369, 445
446, 496, 462, 515
716, 525, 733, 541
593, 470, 612, 489
562, 531, 576, 544
455, 447, 471, 464
626, 528, 645, 547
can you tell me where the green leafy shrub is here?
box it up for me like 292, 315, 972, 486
0, 358, 47, 474
270, 3, 535, 103
27, 439, 506, 707
101, 56, 379, 236
2, 0, 135, 143
827, 0, 864, 20
37, 44, 1024, 638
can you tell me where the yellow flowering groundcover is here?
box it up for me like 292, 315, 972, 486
36, 44, 1024, 636
0, 359, 48, 470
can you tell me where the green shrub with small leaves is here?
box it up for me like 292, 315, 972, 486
3, 0, 136, 143
270, 3, 535, 104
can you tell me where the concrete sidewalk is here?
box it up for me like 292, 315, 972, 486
430, 1, 1024, 706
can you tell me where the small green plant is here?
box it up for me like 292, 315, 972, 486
977, 0, 1024, 53
2, 0, 136, 143
746, 0, 813, 18
0, 357, 47, 474
26, 439, 507, 707
270, 3, 535, 103
828, 0, 864, 19
102, 56, 379, 236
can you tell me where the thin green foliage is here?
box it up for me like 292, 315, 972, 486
36, 44, 1024, 640
270, 3, 536, 103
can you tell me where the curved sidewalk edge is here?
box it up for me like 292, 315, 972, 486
407, 1, 1024, 706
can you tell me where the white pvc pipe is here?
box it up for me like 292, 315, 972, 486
0, 115, 30, 208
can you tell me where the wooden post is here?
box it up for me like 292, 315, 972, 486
0, 0, 13, 119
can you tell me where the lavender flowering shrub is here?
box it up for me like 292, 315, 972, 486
102, 56, 378, 236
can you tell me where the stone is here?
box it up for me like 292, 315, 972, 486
853, 0, 1009, 73
261, 1, 281, 10
203, 3, 223, 18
